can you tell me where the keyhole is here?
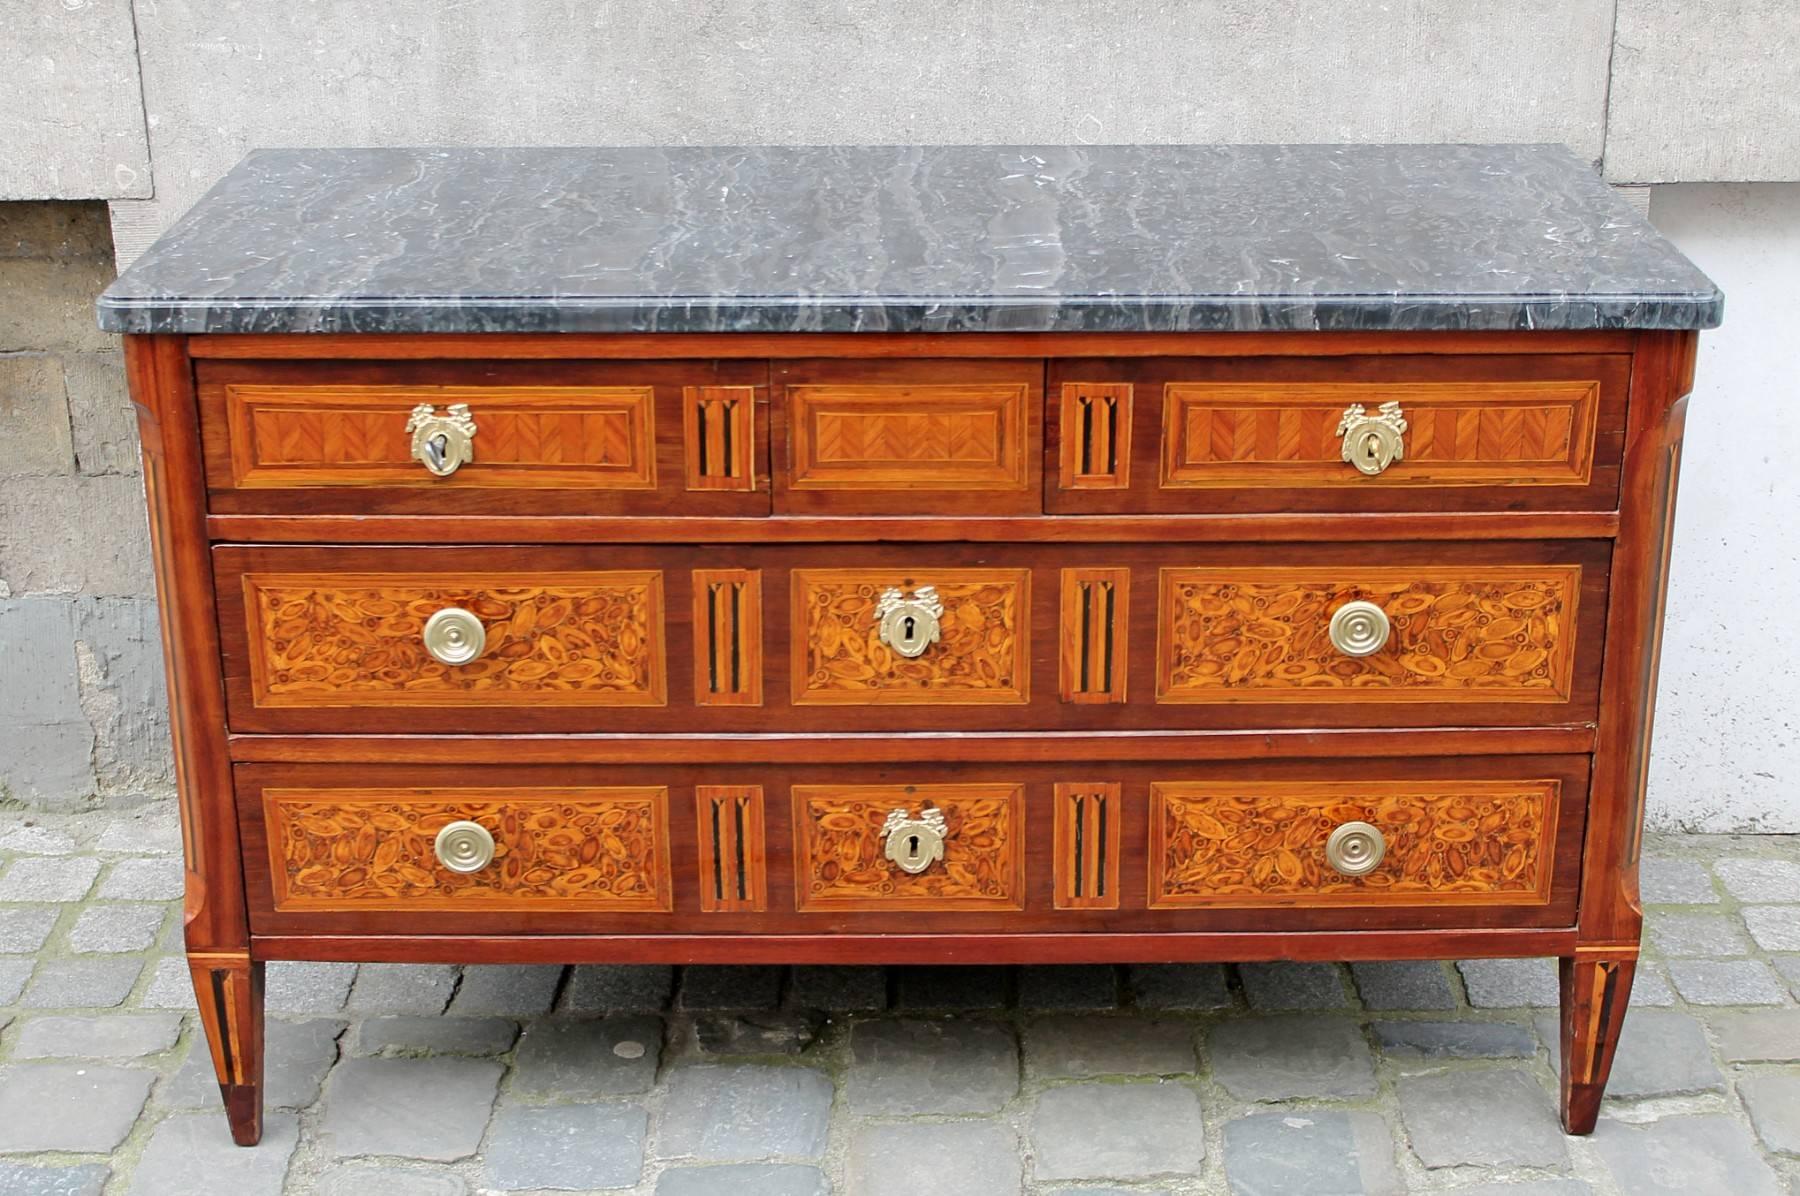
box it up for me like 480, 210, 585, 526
425, 433, 448, 471
902, 614, 916, 643
907, 835, 920, 860
1360, 431, 1382, 466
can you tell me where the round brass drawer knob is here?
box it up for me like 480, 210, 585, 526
1325, 821, 1387, 877
422, 607, 487, 666
1328, 600, 1390, 657
434, 820, 496, 874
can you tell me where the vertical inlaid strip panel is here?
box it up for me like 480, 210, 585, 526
1054, 782, 1121, 910
696, 785, 767, 913
692, 569, 762, 706
684, 386, 756, 491
1061, 568, 1130, 704
1059, 382, 1132, 489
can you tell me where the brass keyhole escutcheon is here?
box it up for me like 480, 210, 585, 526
876, 586, 945, 659
1337, 400, 1407, 476
882, 807, 948, 875
407, 403, 478, 477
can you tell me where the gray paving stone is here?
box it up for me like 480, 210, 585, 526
484, 1103, 647, 1192
1240, 962, 1352, 1010
1632, 961, 1679, 1006
1032, 1083, 1205, 1182
1398, 1069, 1566, 1168
0, 826, 77, 855
1533, 1008, 1722, 1097
678, 966, 784, 1011
345, 963, 457, 1015
0, 908, 57, 954
316, 1166, 468, 1196
164, 1019, 344, 1110
14, 1013, 182, 1059
1648, 911, 1751, 956
847, 1019, 1018, 1115
68, 904, 166, 953
95, 811, 182, 856
1667, 958, 1789, 1005
97, 857, 183, 901
849, 1122, 1019, 1196
352, 1016, 518, 1057
692, 1011, 824, 1057
1448, 1183, 1593, 1196
1372, 1020, 1537, 1059
656, 1163, 831, 1196
1715, 858, 1800, 903
1053, 1190, 1171, 1196
787, 966, 885, 1012
1207, 1017, 1376, 1101
1640, 855, 1721, 904
1592, 1114, 1784, 1196
564, 964, 674, 1013
0, 1163, 109, 1196
1710, 1009, 1800, 1062
1350, 961, 1456, 1010
1129, 964, 1232, 1010
445, 964, 561, 1016
1745, 905, 1800, 952
264, 961, 357, 1013
1018, 965, 1120, 1010
1025, 1015, 1196, 1078
1776, 956, 1800, 999
0, 961, 35, 1005
21, 957, 141, 1008
893, 965, 1010, 1010
138, 957, 195, 1009
657, 1064, 833, 1162
1742, 1074, 1800, 1156
126, 1111, 298, 1196
513, 1016, 663, 1097
319, 1057, 502, 1161
0, 858, 99, 902
1458, 957, 1559, 1007
1222, 1110, 1402, 1196
0, 1063, 153, 1152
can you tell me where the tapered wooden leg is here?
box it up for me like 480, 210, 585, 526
1558, 954, 1636, 1135
189, 953, 265, 1146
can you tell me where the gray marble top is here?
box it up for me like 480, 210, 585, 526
97, 144, 1721, 335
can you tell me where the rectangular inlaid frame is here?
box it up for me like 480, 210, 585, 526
692, 569, 763, 706
696, 786, 767, 912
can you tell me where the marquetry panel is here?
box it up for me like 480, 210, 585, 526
243, 571, 667, 708
786, 383, 1030, 491
1060, 568, 1129, 704
791, 569, 1030, 705
792, 783, 1025, 911
692, 569, 762, 706
1054, 783, 1121, 910
685, 386, 757, 491
1161, 380, 1599, 488
222, 383, 657, 488
1149, 779, 1561, 907
1157, 565, 1581, 703
1060, 382, 1132, 488
696, 786, 766, 913
263, 787, 673, 911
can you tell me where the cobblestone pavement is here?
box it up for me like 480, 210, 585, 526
0, 805, 1793, 1195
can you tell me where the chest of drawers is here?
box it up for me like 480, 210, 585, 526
99, 145, 1722, 1146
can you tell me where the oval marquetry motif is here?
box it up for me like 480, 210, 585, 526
264, 787, 672, 911
793, 784, 1025, 910
1149, 779, 1560, 908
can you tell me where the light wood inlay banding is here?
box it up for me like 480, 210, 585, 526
1060, 568, 1130, 704
1054, 782, 1121, 910
692, 569, 762, 706
696, 786, 766, 913
1060, 382, 1132, 489
685, 386, 757, 491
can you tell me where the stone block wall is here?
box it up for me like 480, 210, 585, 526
0, 202, 170, 809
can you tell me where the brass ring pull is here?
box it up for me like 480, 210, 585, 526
875, 586, 944, 659
1328, 600, 1390, 657
882, 808, 948, 874
1337, 401, 1407, 476
407, 403, 478, 477
422, 607, 487, 666
1325, 821, 1386, 877
434, 820, 496, 873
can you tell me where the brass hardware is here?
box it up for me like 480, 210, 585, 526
1325, 820, 1386, 877
407, 403, 478, 477
875, 586, 944, 659
421, 607, 487, 666
1328, 599, 1391, 657
434, 820, 496, 873
881, 807, 948, 875
1337, 401, 1407, 476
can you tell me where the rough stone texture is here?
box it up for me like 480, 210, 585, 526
1350, 961, 1457, 1011
14, 1012, 182, 1059
1667, 958, 1790, 1005
1776, 955, 1800, 999
164, 1019, 343, 1111
0, 1163, 110, 1196
0, 357, 74, 476
0, 1, 150, 199
1031, 1083, 1205, 1182
1640, 855, 1721, 903
692, 1011, 823, 1057
0, 1062, 152, 1152
68, 903, 165, 953
439, 965, 561, 1016
0, 962, 33, 1006
1128, 964, 1232, 1010
264, 962, 357, 1013
893, 966, 1010, 1010
656, 1164, 831, 1196
315, 1167, 468, 1196
1017, 965, 1119, 1010
1398, 1070, 1567, 1168
318, 1057, 502, 1161
846, 1020, 1018, 1115
138, 957, 195, 1010
69, 598, 170, 798
1745, 906, 1800, 952
1240, 962, 1351, 1011
1740, 1075, 1800, 1157
1207, 1018, 1377, 1101
1452, 1184, 1593, 1196
0, 908, 58, 954
1592, 1114, 1785, 1195
1025, 1016, 1196, 1079
1534, 1008, 1722, 1097
127, 1112, 299, 1196
0, 856, 99, 902
563, 964, 674, 1014
483, 1103, 647, 1192
849, 1122, 1021, 1196
1711, 1009, 1800, 1062
352, 1016, 517, 1058
0, 600, 95, 804
21, 957, 140, 1008
1716, 859, 1800, 902
1372, 1020, 1537, 1059
1222, 1111, 1403, 1196
511, 1016, 662, 1097
1649, 911, 1752, 956
787, 966, 886, 1013
1458, 957, 1561, 1007
677, 966, 784, 1011
344, 964, 458, 1016
657, 1064, 833, 1162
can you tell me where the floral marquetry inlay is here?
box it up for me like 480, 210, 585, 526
264, 787, 672, 911
793, 784, 1025, 910
1157, 566, 1580, 703
1150, 779, 1560, 907
244, 571, 667, 707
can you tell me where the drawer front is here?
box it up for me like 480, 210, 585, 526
773, 359, 1042, 513
198, 359, 768, 514
1048, 355, 1627, 513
